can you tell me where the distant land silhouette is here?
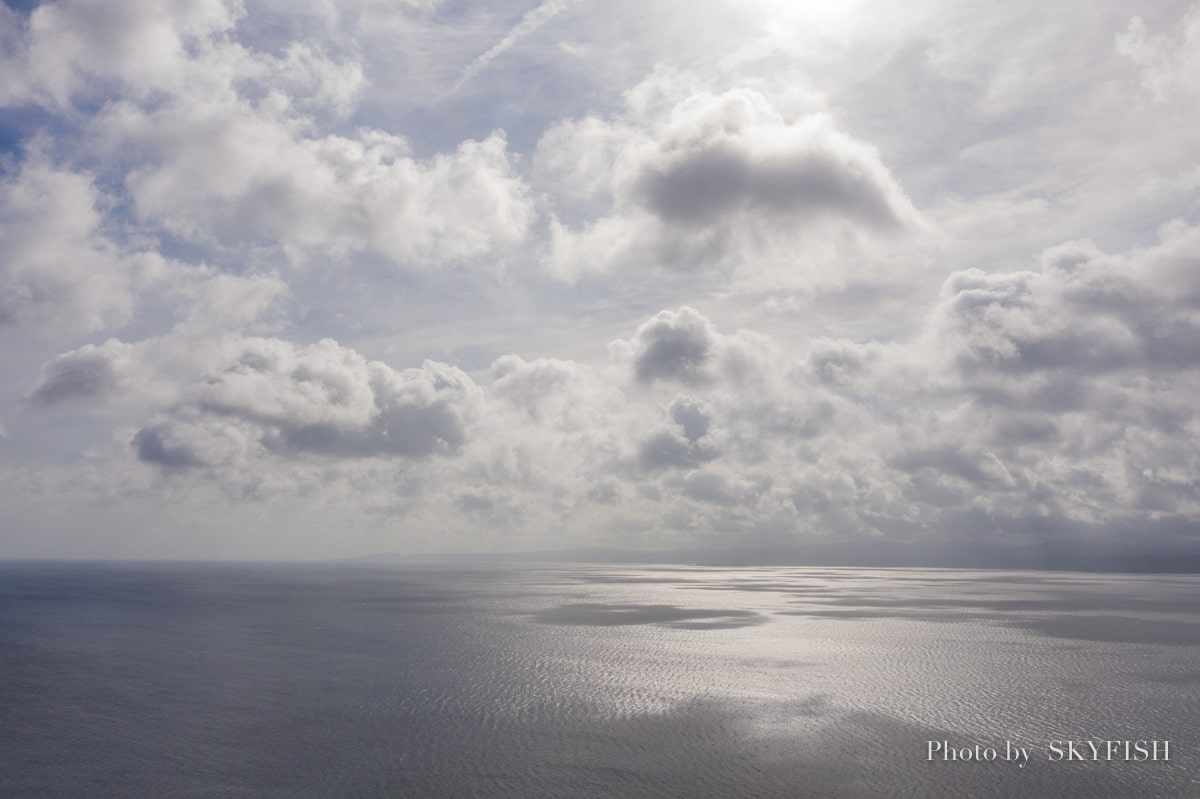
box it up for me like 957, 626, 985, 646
348, 539, 1200, 573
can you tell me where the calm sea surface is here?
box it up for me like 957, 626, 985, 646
1, 563, 1198, 798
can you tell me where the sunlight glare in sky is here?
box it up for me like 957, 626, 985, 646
760, 0, 869, 43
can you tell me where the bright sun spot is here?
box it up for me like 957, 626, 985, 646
759, 0, 868, 43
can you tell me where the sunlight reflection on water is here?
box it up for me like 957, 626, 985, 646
1, 563, 1197, 798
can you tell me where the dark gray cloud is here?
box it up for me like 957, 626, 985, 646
637, 429, 719, 471
27, 340, 131, 406
622, 306, 774, 389
131, 423, 206, 470
454, 493, 493, 513
629, 307, 715, 384
637, 396, 720, 470
637, 137, 904, 229
667, 471, 758, 507
668, 395, 711, 441
889, 446, 1016, 489
537, 87, 922, 281
133, 337, 482, 468
631, 90, 918, 235
934, 233, 1200, 381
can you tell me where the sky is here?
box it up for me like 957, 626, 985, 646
1, 0, 1199, 563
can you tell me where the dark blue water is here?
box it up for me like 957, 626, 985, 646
2, 563, 1197, 797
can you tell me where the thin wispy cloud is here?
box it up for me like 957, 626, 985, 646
447, 0, 582, 96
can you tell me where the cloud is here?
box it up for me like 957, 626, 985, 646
588, 231, 1200, 545
665, 470, 765, 508
106, 97, 533, 265
1117, 6, 1200, 102
26, 339, 139, 406
4, 0, 1200, 563
0, 151, 168, 332
624, 306, 718, 385
631, 92, 911, 229
637, 396, 722, 472
134, 337, 483, 468
4, 0, 529, 270
479, 353, 633, 507
132, 418, 248, 471
489, 354, 620, 428
2, 0, 363, 111
667, 395, 712, 441
805, 337, 885, 389
12, 258, 1200, 558
615, 306, 774, 387
0, 0, 243, 106
637, 394, 721, 471
887, 224, 1200, 528
637, 428, 716, 471
537, 86, 922, 282
929, 226, 1200, 383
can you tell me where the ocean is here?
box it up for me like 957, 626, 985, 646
1, 562, 1197, 798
